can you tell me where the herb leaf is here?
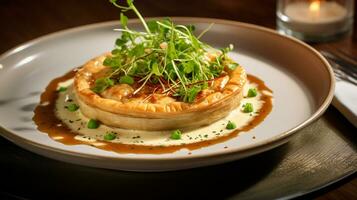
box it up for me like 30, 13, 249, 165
226, 121, 236, 129
57, 86, 67, 92
227, 63, 239, 70
103, 57, 121, 68
185, 86, 201, 103
147, 20, 159, 32
120, 12, 128, 27
151, 62, 161, 76
119, 75, 134, 85
243, 103, 254, 113
247, 88, 257, 97
115, 38, 127, 47
91, 77, 114, 93
66, 103, 79, 112
129, 43, 145, 57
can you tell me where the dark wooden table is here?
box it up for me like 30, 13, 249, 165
0, 0, 356, 199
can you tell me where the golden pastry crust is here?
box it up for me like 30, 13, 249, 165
73, 54, 246, 130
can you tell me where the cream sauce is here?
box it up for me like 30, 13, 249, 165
56, 81, 268, 146
33, 70, 273, 154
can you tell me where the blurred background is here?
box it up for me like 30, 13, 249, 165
0, 0, 286, 54
1, 0, 356, 54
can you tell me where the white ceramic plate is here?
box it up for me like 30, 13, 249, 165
0, 18, 334, 171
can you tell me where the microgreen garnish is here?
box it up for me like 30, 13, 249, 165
66, 103, 79, 112
170, 129, 182, 140
104, 132, 117, 140
91, 77, 114, 93
87, 119, 100, 129
91, 0, 236, 103
226, 121, 236, 130
247, 88, 257, 97
243, 103, 254, 113
119, 75, 134, 85
227, 63, 239, 70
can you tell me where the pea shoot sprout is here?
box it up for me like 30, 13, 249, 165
92, 0, 237, 103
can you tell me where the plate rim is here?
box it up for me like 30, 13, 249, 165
0, 17, 335, 161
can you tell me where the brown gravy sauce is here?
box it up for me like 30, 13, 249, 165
33, 69, 273, 154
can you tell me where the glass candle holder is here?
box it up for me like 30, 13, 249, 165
277, 0, 354, 42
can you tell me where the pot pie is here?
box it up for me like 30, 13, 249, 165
68, 0, 250, 131
74, 54, 246, 131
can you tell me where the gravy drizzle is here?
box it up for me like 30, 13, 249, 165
33, 69, 273, 154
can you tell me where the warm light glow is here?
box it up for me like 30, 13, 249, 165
52, 136, 64, 140
309, 0, 321, 12
15, 54, 38, 68
93, 142, 107, 146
